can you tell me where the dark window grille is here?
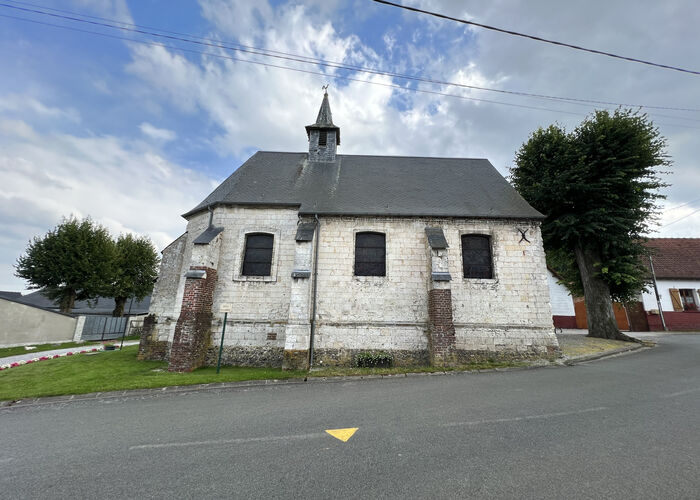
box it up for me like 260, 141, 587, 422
355, 232, 386, 276
318, 130, 327, 146
461, 234, 492, 279
242, 233, 274, 276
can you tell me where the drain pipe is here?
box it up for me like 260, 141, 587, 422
308, 214, 321, 369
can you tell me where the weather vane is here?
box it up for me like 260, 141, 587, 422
322, 84, 329, 92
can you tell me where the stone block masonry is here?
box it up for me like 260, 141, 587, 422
168, 266, 218, 372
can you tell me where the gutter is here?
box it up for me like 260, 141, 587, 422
308, 214, 321, 369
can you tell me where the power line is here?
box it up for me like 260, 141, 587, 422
663, 206, 700, 227
664, 196, 700, 211
0, 13, 586, 116
4, 12, 700, 132
373, 0, 700, 76
2, 1, 699, 114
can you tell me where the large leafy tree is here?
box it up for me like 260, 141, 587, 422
15, 217, 115, 313
510, 109, 669, 341
107, 234, 160, 317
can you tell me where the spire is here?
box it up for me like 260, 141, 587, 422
306, 88, 340, 162
314, 91, 335, 128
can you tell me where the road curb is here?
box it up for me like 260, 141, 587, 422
559, 342, 652, 366
0, 345, 651, 409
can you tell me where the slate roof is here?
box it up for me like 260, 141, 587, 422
7, 290, 151, 315
305, 92, 340, 143
184, 152, 544, 220
644, 238, 700, 279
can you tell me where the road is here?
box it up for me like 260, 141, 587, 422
1, 334, 699, 499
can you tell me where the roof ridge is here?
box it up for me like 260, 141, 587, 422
255, 151, 490, 160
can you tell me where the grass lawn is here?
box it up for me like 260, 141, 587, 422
0, 346, 306, 401
0, 345, 530, 401
0, 336, 141, 358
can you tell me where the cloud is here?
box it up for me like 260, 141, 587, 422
0, 94, 80, 123
140, 122, 177, 142
0, 115, 217, 291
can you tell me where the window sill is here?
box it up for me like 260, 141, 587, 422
353, 275, 387, 282
233, 275, 277, 283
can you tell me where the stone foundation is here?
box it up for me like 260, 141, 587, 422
313, 348, 430, 367
205, 345, 284, 367
137, 314, 169, 361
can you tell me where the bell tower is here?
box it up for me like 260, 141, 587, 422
305, 89, 340, 162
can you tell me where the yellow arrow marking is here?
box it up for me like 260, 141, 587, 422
325, 428, 358, 442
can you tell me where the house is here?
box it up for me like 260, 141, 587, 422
642, 238, 700, 331
547, 269, 576, 329
138, 92, 559, 372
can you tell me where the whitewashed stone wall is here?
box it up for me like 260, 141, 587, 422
448, 220, 555, 353
148, 231, 189, 343
208, 206, 299, 350
148, 209, 557, 364
313, 217, 430, 354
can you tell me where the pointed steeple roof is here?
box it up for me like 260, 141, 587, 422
306, 91, 340, 144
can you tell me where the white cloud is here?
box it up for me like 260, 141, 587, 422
0, 117, 217, 291
140, 122, 177, 142
0, 94, 80, 123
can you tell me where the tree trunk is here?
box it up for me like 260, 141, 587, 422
573, 244, 640, 342
112, 297, 127, 317
59, 291, 75, 313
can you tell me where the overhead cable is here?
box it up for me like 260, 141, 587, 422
373, 0, 700, 76
1, 1, 699, 114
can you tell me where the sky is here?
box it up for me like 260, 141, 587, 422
1, 0, 699, 292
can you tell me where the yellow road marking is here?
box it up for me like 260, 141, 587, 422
325, 428, 358, 442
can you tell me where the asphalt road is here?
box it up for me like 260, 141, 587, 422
1, 334, 699, 499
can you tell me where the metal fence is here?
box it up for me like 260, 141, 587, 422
80, 316, 128, 341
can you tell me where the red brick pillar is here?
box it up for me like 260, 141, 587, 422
168, 266, 218, 372
428, 289, 457, 366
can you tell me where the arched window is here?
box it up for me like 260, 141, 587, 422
242, 233, 274, 276
355, 232, 386, 276
461, 234, 492, 279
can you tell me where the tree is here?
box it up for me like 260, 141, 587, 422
107, 234, 160, 317
510, 109, 669, 341
15, 217, 115, 313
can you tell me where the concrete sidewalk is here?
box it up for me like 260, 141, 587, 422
0, 341, 139, 366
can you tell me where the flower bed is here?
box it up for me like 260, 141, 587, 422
0, 347, 102, 371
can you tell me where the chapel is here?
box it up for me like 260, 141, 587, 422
138, 92, 559, 371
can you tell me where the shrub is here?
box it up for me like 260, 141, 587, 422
355, 351, 394, 368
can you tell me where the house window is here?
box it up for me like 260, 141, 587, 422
355, 232, 386, 276
318, 130, 327, 146
461, 234, 493, 279
680, 289, 698, 311
242, 233, 274, 276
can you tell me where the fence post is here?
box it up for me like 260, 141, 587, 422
216, 312, 228, 374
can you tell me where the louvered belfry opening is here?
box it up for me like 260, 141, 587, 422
242, 233, 274, 276
355, 232, 386, 276
461, 234, 493, 279
318, 130, 327, 146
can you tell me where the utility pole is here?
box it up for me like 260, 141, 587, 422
648, 254, 668, 332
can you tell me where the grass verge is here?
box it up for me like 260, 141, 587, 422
0, 346, 533, 402
0, 346, 306, 401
